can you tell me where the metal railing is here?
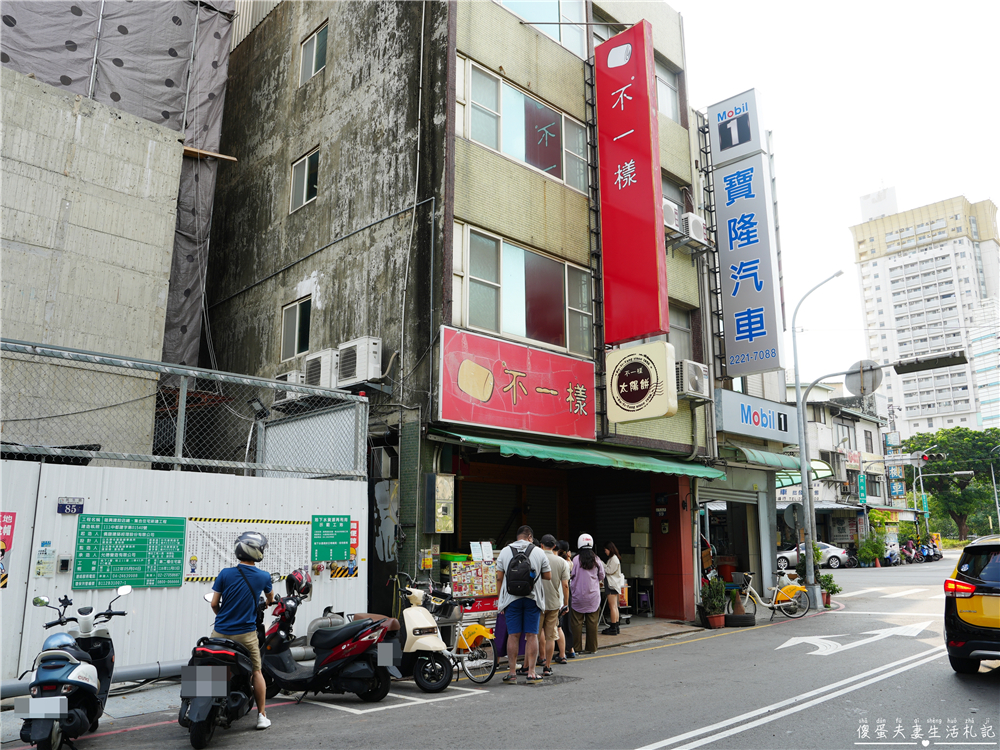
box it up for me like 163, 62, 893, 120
1, 339, 368, 479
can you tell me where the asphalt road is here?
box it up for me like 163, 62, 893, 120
5, 549, 997, 750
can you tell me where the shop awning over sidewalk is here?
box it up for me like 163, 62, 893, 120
727, 447, 833, 487
431, 430, 726, 480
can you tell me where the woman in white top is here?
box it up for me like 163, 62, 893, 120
602, 542, 625, 636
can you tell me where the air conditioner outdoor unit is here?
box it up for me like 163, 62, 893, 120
273, 370, 306, 403
663, 200, 680, 233
337, 336, 382, 388
680, 212, 709, 246
675, 360, 711, 399
304, 348, 339, 388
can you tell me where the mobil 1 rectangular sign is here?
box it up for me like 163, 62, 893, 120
714, 389, 796, 443
708, 89, 785, 377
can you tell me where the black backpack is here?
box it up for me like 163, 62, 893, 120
505, 542, 538, 597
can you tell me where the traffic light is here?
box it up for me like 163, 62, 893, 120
911, 450, 947, 467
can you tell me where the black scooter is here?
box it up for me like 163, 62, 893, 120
178, 593, 268, 749
260, 592, 393, 703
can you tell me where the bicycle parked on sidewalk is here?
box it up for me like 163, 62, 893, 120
724, 571, 811, 620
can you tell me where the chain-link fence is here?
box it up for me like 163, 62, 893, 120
1, 339, 368, 478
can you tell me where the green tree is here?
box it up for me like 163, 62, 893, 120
901, 427, 1000, 540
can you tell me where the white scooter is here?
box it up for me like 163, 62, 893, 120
377, 572, 453, 692
18, 586, 132, 750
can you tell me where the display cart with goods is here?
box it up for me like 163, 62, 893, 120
438, 544, 499, 682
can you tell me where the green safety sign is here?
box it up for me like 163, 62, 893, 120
858, 474, 867, 505
922, 494, 929, 513
312, 515, 350, 561
73, 515, 185, 589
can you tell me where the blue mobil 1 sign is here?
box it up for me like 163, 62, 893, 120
708, 89, 785, 377
714, 389, 796, 443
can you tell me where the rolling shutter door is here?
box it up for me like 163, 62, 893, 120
594, 493, 650, 555
525, 486, 557, 542
459, 482, 518, 548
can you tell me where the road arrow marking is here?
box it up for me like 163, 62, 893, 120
775, 621, 933, 656
880, 588, 928, 598
775, 635, 849, 655
835, 588, 884, 598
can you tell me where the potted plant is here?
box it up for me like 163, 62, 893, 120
818, 573, 842, 608
700, 577, 727, 629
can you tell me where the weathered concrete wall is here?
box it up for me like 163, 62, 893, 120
208, 1, 450, 391
1, 67, 183, 356
0, 67, 182, 458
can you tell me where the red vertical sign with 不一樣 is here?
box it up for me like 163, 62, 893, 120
595, 21, 668, 345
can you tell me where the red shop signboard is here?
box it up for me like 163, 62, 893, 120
437, 326, 595, 440
595, 20, 669, 345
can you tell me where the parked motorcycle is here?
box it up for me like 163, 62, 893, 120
18, 585, 132, 750
178, 591, 269, 749
260, 571, 393, 703
902, 546, 925, 564
920, 543, 941, 562
884, 547, 902, 566
379, 572, 454, 692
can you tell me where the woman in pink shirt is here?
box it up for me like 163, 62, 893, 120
569, 533, 605, 654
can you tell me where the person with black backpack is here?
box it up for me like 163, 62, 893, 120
495, 525, 551, 683
209, 531, 275, 729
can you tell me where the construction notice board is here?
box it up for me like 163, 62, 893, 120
73, 515, 186, 589
311, 515, 350, 561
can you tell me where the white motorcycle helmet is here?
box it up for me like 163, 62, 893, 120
577, 533, 594, 550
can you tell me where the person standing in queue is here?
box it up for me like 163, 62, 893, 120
209, 531, 275, 729
557, 540, 575, 659
601, 541, 625, 635
496, 525, 551, 683
569, 533, 605, 654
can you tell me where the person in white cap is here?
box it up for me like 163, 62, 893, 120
569, 533, 605, 654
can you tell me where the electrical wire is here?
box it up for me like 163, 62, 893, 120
1, 393, 157, 422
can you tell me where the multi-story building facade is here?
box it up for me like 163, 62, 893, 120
207, 0, 735, 619
850, 195, 1000, 440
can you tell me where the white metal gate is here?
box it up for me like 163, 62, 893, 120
1, 461, 368, 679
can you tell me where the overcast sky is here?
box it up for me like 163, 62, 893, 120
668, 0, 1000, 384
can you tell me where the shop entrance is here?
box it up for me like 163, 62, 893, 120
701, 489, 762, 584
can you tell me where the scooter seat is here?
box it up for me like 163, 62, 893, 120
352, 614, 400, 632
198, 636, 253, 659
41, 647, 92, 664
310, 619, 374, 650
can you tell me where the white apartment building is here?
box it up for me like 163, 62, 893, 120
850, 195, 999, 441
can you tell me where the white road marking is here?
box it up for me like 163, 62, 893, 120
930, 593, 947, 599
880, 588, 929, 598
635, 647, 946, 750
835, 588, 884, 598
829, 610, 943, 617
302, 685, 487, 715
776, 622, 933, 656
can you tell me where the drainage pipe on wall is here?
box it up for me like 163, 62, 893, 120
1, 660, 188, 699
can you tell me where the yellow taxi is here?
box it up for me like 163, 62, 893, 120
944, 534, 1000, 674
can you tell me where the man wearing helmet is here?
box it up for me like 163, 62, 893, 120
209, 531, 275, 729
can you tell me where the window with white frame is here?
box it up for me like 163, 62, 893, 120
280, 297, 311, 361
457, 226, 592, 355
500, 0, 586, 58
299, 24, 328, 86
468, 64, 588, 193
290, 149, 319, 212
655, 60, 680, 123
834, 422, 855, 450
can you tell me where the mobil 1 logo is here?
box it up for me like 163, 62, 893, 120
718, 101, 752, 152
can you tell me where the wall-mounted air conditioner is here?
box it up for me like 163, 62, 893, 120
337, 336, 382, 388
273, 370, 306, 403
304, 348, 339, 388
680, 212, 709, 246
675, 360, 711, 399
663, 200, 680, 233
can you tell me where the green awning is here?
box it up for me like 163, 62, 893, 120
735, 447, 801, 469
432, 431, 726, 480
776, 460, 833, 488
728, 447, 833, 487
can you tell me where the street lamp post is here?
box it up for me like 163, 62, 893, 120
792, 270, 843, 607
991, 446, 1000, 529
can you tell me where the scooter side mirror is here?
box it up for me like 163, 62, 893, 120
271, 572, 281, 583
117, 585, 133, 597
33, 596, 50, 607
204, 592, 214, 603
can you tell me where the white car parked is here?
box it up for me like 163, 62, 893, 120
776, 541, 850, 570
